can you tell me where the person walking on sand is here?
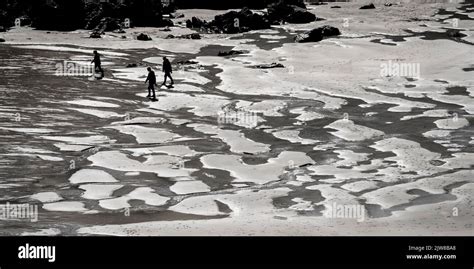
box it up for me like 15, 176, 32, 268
162, 56, 174, 87
91, 50, 104, 77
145, 67, 158, 100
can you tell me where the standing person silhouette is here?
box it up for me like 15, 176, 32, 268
145, 67, 158, 100
162, 57, 174, 87
91, 50, 104, 77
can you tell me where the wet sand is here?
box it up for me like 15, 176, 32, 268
0, 2, 473, 236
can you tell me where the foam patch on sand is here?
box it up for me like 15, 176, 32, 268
43, 201, 87, 212
170, 181, 211, 195
371, 138, 443, 176
190, 123, 270, 154
22, 228, 62, 236
173, 71, 212, 85
434, 117, 469, 130
201, 151, 314, 184
88, 151, 196, 178
290, 107, 326, 122
0, 127, 56, 134
307, 164, 370, 183
267, 129, 320, 145
144, 92, 231, 118
107, 125, 181, 144
111, 116, 166, 125
426, 92, 474, 115
169, 196, 226, 216
362, 170, 473, 209
195, 55, 347, 110
52, 143, 91, 152
68, 108, 123, 118
1, 153, 63, 162
325, 119, 384, 141
234, 99, 286, 117
125, 145, 198, 158
289, 198, 315, 211
78, 188, 293, 236
440, 153, 474, 169
99, 187, 169, 210
401, 109, 449, 121
30, 192, 63, 203
12, 147, 56, 154
79, 184, 124, 200
66, 100, 120, 108
423, 130, 452, 138
341, 181, 378, 193
334, 150, 370, 167
112, 67, 150, 82
306, 184, 361, 210
260, 35, 287, 40
69, 169, 119, 184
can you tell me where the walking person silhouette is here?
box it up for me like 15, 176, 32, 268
162, 57, 174, 88
145, 67, 158, 101
91, 50, 104, 78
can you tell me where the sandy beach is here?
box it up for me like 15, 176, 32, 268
0, 1, 473, 236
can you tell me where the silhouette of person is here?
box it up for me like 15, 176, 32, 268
162, 57, 174, 86
91, 50, 104, 77
145, 67, 158, 100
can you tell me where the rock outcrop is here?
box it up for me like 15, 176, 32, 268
267, 1, 316, 24
137, 33, 152, 41
186, 1, 317, 34
210, 8, 271, 34
360, 3, 376, 9
295, 25, 341, 43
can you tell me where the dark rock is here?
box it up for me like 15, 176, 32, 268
182, 33, 201, 39
268, 1, 316, 24
161, 26, 172, 32
254, 63, 285, 69
137, 33, 152, 41
90, 31, 102, 38
0, 38, 5, 42
447, 29, 465, 38
187, 17, 205, 29
166, 33, 201, 39
286, 6, 317, 23
162, 19, 174, 27
384, 3, 393, 6
360, 3, 376, 9
331, 6, 341, 9
210, 8, 270, 34
177, 60, 199, 65
126, 63, 138, 68
218, 50, 246, 56
295, 25, 341, 43
93, 17, 122, 33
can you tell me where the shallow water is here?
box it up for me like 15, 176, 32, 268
0, 2, 473, 236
